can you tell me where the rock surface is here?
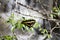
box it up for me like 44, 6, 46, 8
0, 0, 53, 40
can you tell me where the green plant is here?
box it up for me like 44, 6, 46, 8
7, 13, 51, 39
7, 13, 36, 32
52, 7, 59, 13
0, 35, 17, 40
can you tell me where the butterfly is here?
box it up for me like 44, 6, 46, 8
21, 19, 36, 28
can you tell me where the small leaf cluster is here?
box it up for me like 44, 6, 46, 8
7, 13, 24, 32
50, 6, 60, 19
0, 35, 17, 40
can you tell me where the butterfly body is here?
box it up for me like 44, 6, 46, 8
21, 19, 36, 28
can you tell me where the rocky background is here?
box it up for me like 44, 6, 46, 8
0, 0, 59, 40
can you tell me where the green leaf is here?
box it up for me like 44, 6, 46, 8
47, 34, 51, 38
53, 7, 59, 13
10, 19, 15, 26
43, 29, 48, 34
10, 13, 14, 18
15, 20, 23, 29
7, 13, 16, 26
0, 35, 12, 40
39, 27, 43, 31
50, 14, 53, 18
0, 35, 17, 40
11, 26, 16, 32
30, 27, 34, 32
58, 10, 60, 16
33, 22, 39, 28
24, 26, 30, 32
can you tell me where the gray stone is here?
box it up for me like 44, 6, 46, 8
0, 0, 53, 40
